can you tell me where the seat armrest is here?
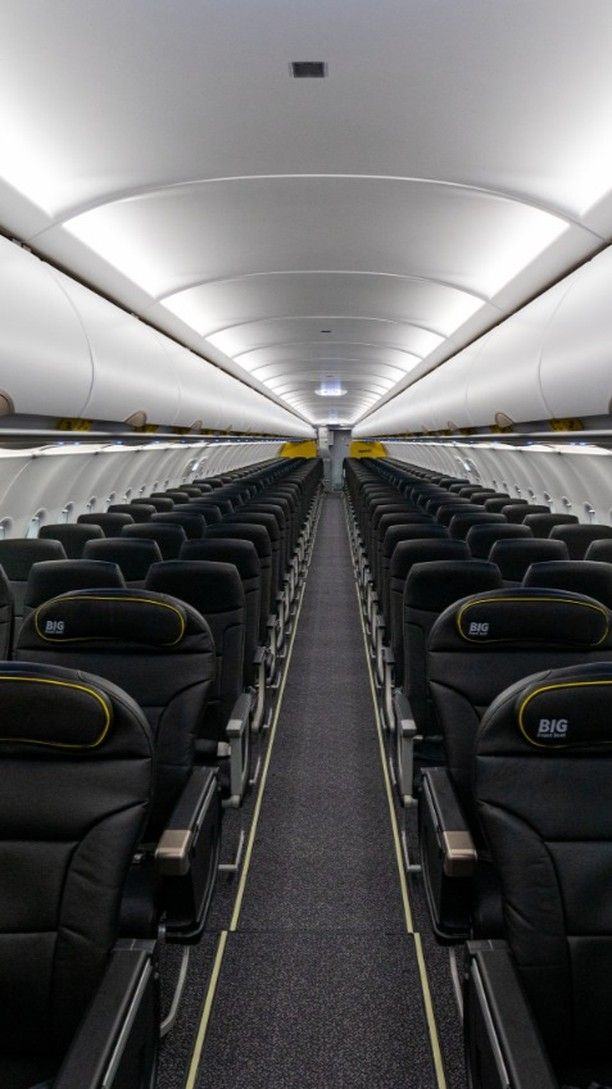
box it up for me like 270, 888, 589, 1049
382, 646, 395, 665
253, 645, 266, 666
422, 767, 477, 877
465, 940, 557, 1089
226, 691, 253, 738
393, 689, 417, 739
155, 767, 219, 877
54, 940, 158, 1089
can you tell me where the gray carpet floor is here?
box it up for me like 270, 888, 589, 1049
158, 492, 465, 1089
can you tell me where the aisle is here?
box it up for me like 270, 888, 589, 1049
195, 494, 442, 1089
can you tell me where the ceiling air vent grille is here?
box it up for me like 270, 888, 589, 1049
291, 61, 327, 78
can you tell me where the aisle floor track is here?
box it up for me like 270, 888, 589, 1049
172, 493, 452, 1089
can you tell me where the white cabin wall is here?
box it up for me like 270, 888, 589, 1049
384, 440, 612, 525
0, 440, 282, 537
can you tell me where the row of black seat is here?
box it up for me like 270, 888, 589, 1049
345, 457, 612, 1089
0, 456, 323, 1089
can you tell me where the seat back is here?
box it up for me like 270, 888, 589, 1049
489, 537, 569, 581
179, 539, 261, 685
77, 512, 134, 534
145, 561, 245, 742
388, 539, 468, 683
523, 559, 612, 608
202, 523, 272, 640
474, 663, 612, 1063
428, 587, 612, 816
0, 539, 67, 637
39, 523, 104, 558
121, 522, 187, 559
379, 523, 448, 619
133, 496, 174, 512
523, 512, 578, 537
24, 560, 126, 613
0, 566, 14, 659
0, 661, 152, 1062
403, 561, 503, 750
108, 503, 156, 521
466, 522, 532, 559
151, 511, 206, 539
18, 588, 214, 841
550, 523, 612, 559
501, 503, 550, 524
82, 538, 163, 585
585, 539, 612, 563
449, 512, 507, 540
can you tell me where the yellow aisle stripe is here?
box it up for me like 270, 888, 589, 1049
184, 930, 228, 1089
183, 497, 322, 1088
343, 497, 447, 1089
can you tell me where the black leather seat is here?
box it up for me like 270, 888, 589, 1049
203, 523, 272, 643
0, 660, 157, 1089
180, 539, 261, 686
24, 559, 126, 614
550, 522, 612, 559
0, 540, 67, 639
108, 503, 156, 521
466, 522, 532, 559
466, 663, 612, 1089
145, 561, 251, 808
121, 522, 187, 560
39, 523, 104, 558
523, 511, 579, 537
501, 502, 550, 523
420, 587, 612, 939
523, 558, 612, 608
0, 565, 14, 659
133, 496, 174, 512
83, 538, 163, 586
586, 539, 612, 563
18, 588, 221, 944
77, 512, 134, 534
395, 560, 503, 794
489, 536, 569, 582
150, 511, 206, 539
449, 512, 507, 540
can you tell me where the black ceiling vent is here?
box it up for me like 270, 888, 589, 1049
291, 61, 327, 79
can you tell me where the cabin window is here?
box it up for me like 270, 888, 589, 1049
124, 488, 132, 501
561, 495, 572, 509
58, 503, 73, 524
86, 496, 96, 512
0, 519, 11, 540
584, 502, 596, 521
26, 510, 45, 538
105, 492, 116, 508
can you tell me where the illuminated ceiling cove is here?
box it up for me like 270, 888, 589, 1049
1, 1, 612, 426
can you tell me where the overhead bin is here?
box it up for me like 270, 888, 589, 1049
354, 244, 612, 438
0, 235, 312, 437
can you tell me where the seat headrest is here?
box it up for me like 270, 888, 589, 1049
151, 512, 206, 538
146, 560, 245, 613
585, 539, 612, 563
523, 513, 578, 535
20, 588, 205, 650
180, 539, 261, 578
466, 522, 532, 559
383, 523, 448, 555
449, 513, 507, 540
25, 559, 126, 609
489, 538, 569, 580
133, 497, 174, 512
108, 504, 156, 520
390, 539, 468, 579
432, 587, 610, 651
39, 524, 105, 558
208, 522, 272, 557
550, 523, 612, 559
478, 663, 612, 754
0, 539, 67, 579
405, 560, 502, 612
523, 559, 612, 609
82, 538, 163, 579
501, 503, 550, 524
121, 523, 187, 559
0, 661, 152, 760
78, 512, 134, 532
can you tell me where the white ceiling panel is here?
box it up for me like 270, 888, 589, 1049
1, 0, 611, 425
